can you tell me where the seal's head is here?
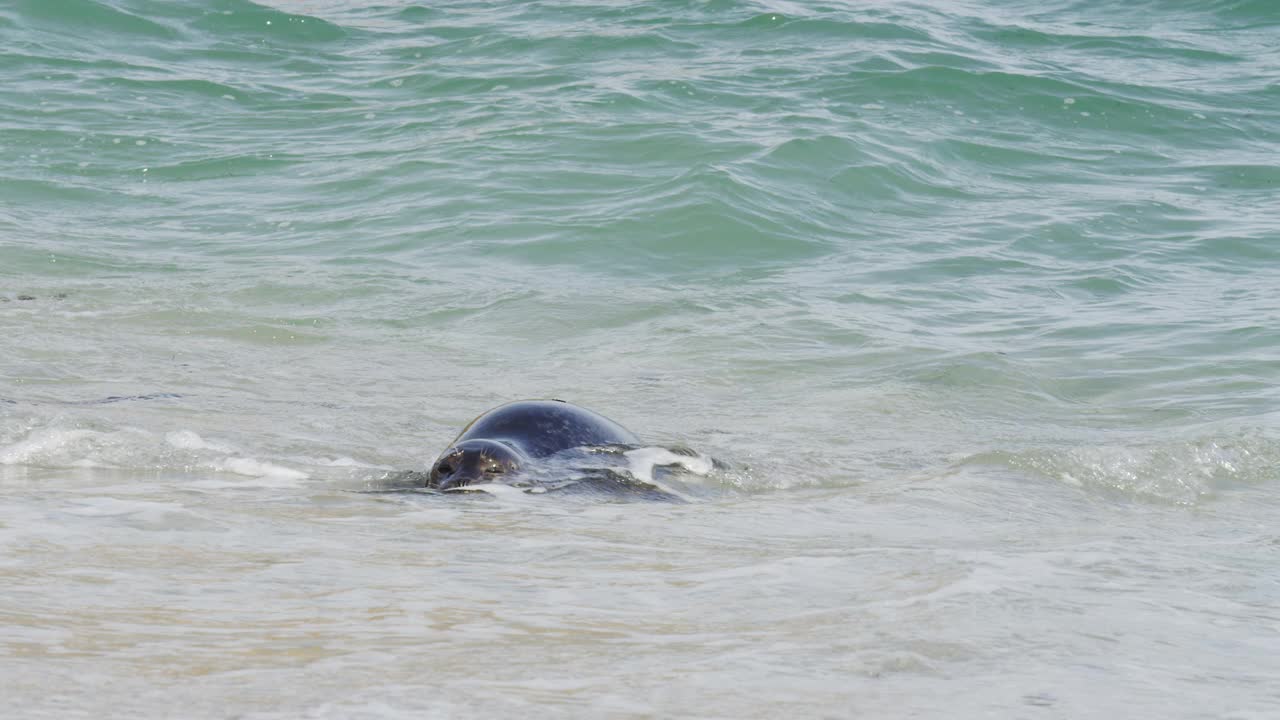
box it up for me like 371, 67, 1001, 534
428, 439, 525, 490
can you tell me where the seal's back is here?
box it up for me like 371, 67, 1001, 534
454, 400, 640, 458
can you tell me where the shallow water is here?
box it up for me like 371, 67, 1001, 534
3, 0, 1279, 717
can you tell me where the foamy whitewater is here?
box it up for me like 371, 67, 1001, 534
2, 0, 1278, 717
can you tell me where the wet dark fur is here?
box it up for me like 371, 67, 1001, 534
427, 400, 642, 491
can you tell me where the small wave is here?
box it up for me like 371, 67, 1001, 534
965, 431, 1279, 505
0, 423, 310, 485
191, 1, 349, 45
17, 0, 180, 41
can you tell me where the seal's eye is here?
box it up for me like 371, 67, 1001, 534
435, 463, 454, 476
484, 464, 504, 475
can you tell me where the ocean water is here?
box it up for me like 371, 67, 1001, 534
2, 0, 1279, 716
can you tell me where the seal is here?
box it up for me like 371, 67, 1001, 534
427, 399, 640, 490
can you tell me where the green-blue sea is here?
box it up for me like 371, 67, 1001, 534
3, 0, 1279, 717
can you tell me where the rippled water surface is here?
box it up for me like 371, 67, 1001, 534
3, 0, 1279, 717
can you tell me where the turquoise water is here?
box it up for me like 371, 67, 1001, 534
3, 1, 1279, 717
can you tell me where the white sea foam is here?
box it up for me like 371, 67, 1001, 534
624, 446, 714, 480
1, 423, 308, 484
322, 456, 388, 468
622, 446, 715, 501
0, 428, 98, 465
969, 432, 1279, 505
165, 429, 234, 453
463, 482, 529, 499
213, 457, 309, 481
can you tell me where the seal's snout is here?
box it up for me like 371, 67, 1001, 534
427, 439, 523, 491
429, 452, 480, 490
